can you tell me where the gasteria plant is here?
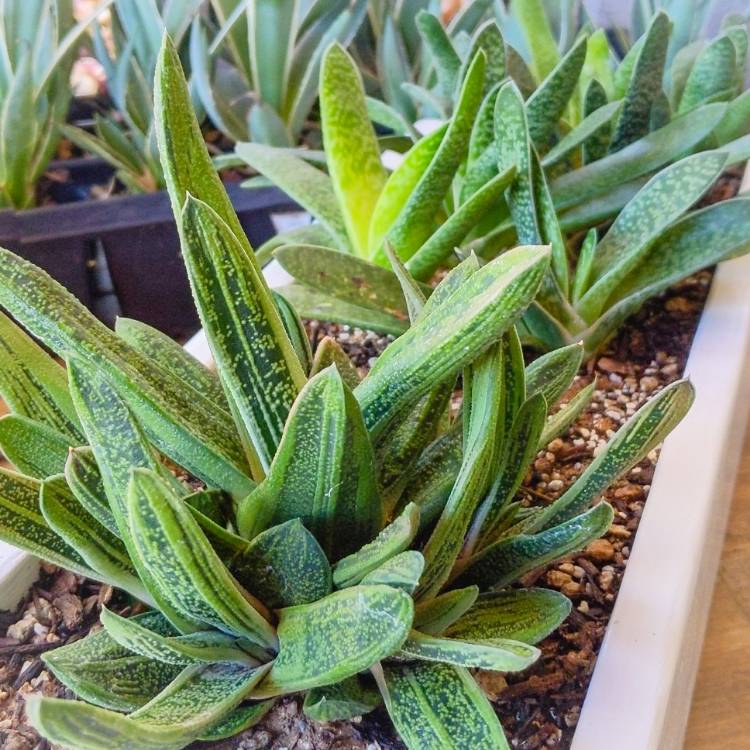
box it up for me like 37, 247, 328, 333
0, 0, 110, 208
0, 38, 695, 750
188, 0, 367, 146
61, 0, 203, 193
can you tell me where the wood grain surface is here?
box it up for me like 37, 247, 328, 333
685, 416, 750, 748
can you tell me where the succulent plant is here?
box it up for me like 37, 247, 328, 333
61, 0, 203, 193
0, 37, 694, 750
0, 0, 110, 208
188, 0, 367, 147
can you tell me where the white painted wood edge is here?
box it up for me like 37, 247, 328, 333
572, 168, 750, 748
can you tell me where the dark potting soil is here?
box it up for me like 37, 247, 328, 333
0, 169, 740, 750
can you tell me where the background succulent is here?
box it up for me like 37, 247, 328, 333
0, 36, 695, 750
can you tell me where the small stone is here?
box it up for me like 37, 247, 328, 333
597, 357, 627, 374
547, 479, 564, 492
54, 593, 83, 631
608, 524, 631, 539
547, 570, 572, 588
2, 732, 33, 750
665, 296, 694, 313
660, 363, 680, 377
614, 485, 644, 501
585, 538, 615, 562
7, 615, 35, 643
547, 438, 564, 453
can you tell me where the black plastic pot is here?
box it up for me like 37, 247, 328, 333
0, 165, 299, 339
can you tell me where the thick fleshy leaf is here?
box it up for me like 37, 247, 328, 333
64, 447, 118, 536
550, 103, 727, 211
255, 585, 413, 697
399, 630, 539, 671
273, 291, 313, 375
277, 283, 409, 336
0, 468, 93, 577
610, 13, 670, 152
678, 34, 737, 113
40, 476, 146, 601
303, 675, 381, 722
236, 142, 350, 251
100, 608, 258, 667
42, 614, 183, 712
0, 311, 81, 440
180, 195, 305, 474
0, 248, 250, 497
128, 468, 276, 647
445, 588, 572, 644
356, 246, 549, 436
539, 382, 595, 448
368, 125, 446, 256
28, 663, 269, 750
416, 11, 461, 98
386, 52, 486, 260
525, 343, 583, 407
511, 0, 559, 81
582, 80, 612, 164
115, 318, 225, 408
526, 37, 587, 147
309, 336, 360, 389
362, 551, 424, 593
230, 519, 332, 608
320, 44, 387, 256
379, 662, 509, 750
406, 165, 517, 282
413, 586, 479, 636
454, 502, 614, 591
274, 244, 413, 318
532, 380, 694, 530
385, 242, 427, 324
333, 503, 421, 588
198, 700, 274, 741
237, 367, 382, 559
0, 415, 71, 478
416, 343, 504, 601
577, 151, 727, 321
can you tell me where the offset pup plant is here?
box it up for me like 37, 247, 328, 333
0, 38, 695, 750
0, 0, 112, 208
189, 0, 367, 146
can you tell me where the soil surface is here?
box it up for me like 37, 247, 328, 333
0, 170, 740, 749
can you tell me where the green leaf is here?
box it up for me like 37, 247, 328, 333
198, 700, 274, 741
610, 12, 671, 152
42, 614, 183, 712
386, 51, 487, 260
303, 676, 381, 722
532, 380, 694, 530
237, 367, 382, 559
0, 311, 81, 440
320, 44, 387, 256
525, 343, 583, 407
333, 503, 421, 588
100, 608, 258, 667
406, 165, 517, 282
368, 125, 447, 256
0, 249, 250, 497
454, 502, 614, 591
445, 588, 572, 644
115, 318, 226, 408
235, 142, 351, 251
527, 36, 587, 147
310, 335, 361, 389
40, 476, 146, 602
551, 103, 728, 211
678, 34, 737, 114
413, 586, 479, 636
230, 519, 332, 608
64, 447, 118, 536
255, 585, 413, 697
577, 151, 727, 322
572, 228, 598, 303
384, 242, 426, 324
362, 550, 425, 593
128, 468, 277, 647
274, 244, 413, 318
416, 11, 461, 98
379, 662, 509, 750
582, 80, 613, 164
399, 630, 539, 671
273, 291, 313, 375
0, 468, 94, 577
28, 663, 269, 750
276, 283, 409, 337
460, 20, 506, 95
356, 246, 549, 437
510, 0, 559, 82
180, 194, 306, 473
539, 382, 595, 449
0, 415, 71, 479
